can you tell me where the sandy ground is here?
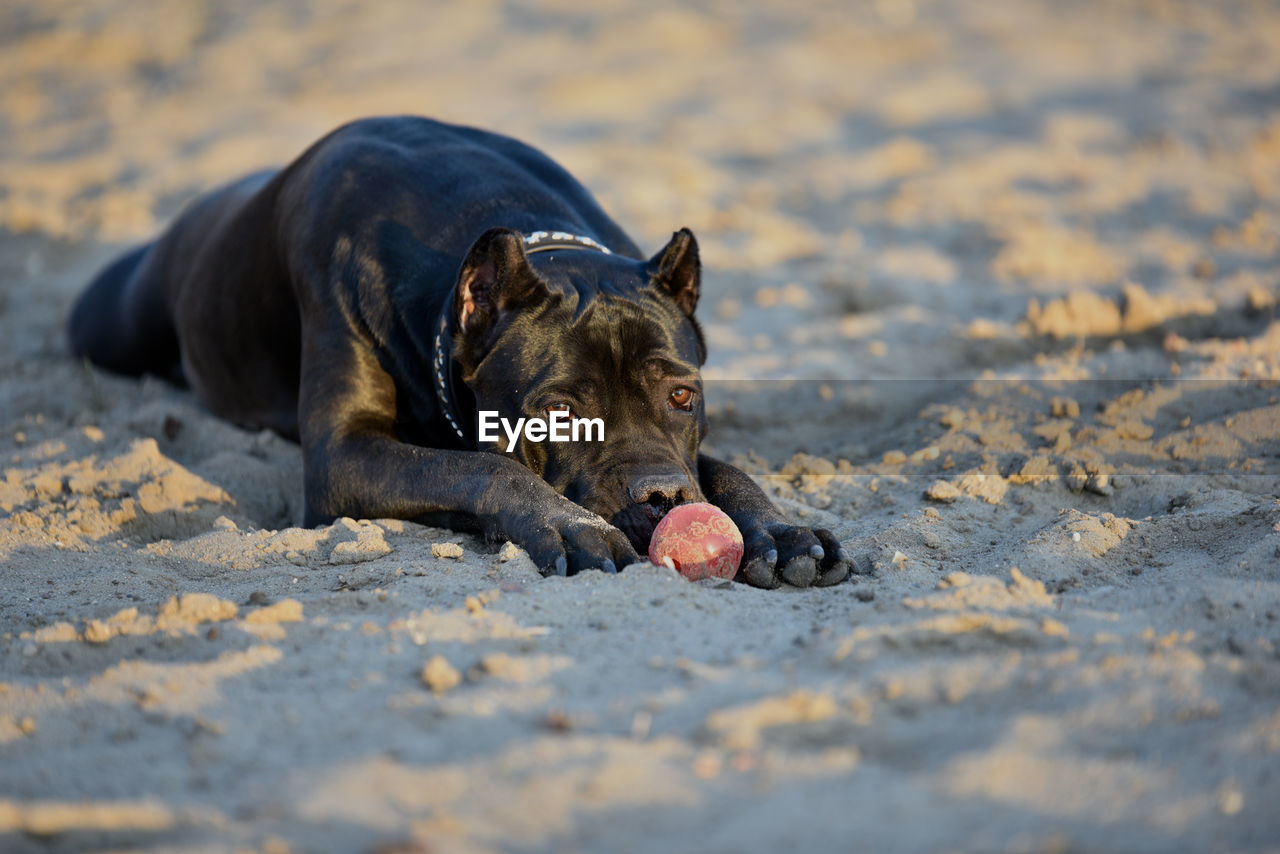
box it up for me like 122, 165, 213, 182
2, 1, 1280, 852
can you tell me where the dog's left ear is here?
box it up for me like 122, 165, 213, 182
455, 227, 543, 335
647, 228, 700, 317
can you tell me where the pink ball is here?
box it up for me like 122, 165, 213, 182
648, 503, 744, 581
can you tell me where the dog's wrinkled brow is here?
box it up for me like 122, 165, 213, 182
643, 355, 700, 380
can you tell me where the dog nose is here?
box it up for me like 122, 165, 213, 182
627, 473, 696, 507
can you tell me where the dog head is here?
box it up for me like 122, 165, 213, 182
451, 227, 708, 553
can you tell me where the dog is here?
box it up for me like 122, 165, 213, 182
69, 116, 850, 588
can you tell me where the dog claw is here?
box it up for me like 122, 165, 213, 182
554, 555, 568, 576
809, 544, 825, 560
764, 548, 778, 566
602, 559, 617, 574
836, 547, 851, 564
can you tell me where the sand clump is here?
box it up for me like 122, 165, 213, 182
1025, 283, 1217, 339
905, 569, 1055, 612
0, 437, 234, 554
421, 655, 462, 694
431, 541, 465, 559
244, 599, 303, 624
328, 518, 393, 564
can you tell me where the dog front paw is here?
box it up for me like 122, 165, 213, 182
736, 522, 851, 589
495, 496, 639, 578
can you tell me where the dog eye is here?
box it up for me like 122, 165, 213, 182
668, 387, 696, 411
546, 403, 575, 418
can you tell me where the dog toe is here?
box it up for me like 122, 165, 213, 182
780, 555, 818, 587
740, 554, 782, 589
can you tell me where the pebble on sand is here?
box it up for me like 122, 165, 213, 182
421, 655, 462, 694
925, 480, 962, 503
432, 542, 465, 559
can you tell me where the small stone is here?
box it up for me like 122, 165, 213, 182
158, 593, 238, 625
938, 571, 972, 589
882, 450, 907, 465
1085, 473, 1114, 496
922, 532, 942, 550
1115, 420, 1153, 440
329, 527, 392, 564
107, 608, 138, 626
82, 620, 113, 644
1041, 618, 1070, 638
498, 541, 523, 562
1050, 397, 1080, 418
245, 599, 304, 624
465, 590, 500, 613
925, 480, 961, 503
421, 655, 462, 694
1011, 455, 1057, 484
432, 542, 464, 559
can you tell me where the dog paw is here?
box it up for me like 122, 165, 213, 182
737, 523, 851, 589
499, 497, 639, 577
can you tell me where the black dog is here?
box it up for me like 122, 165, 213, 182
69, 116, 850, 588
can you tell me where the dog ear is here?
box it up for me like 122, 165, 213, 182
454, 228, 542, 335
647, 228, 700, 317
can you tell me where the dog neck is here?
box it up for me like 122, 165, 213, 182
432, 230, 614, 448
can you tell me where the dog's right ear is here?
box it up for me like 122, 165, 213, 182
453, 228, 544, 341
647, 228, 700, 318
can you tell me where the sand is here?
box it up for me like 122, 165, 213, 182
2, 1, 1279, 852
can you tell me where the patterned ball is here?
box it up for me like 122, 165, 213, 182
648, 503, 744, 581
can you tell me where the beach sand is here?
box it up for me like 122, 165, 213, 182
2, 1, 1279, 851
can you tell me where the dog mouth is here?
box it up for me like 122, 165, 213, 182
609, 501, 672, 556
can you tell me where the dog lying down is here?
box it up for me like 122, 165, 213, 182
69, 116, 851, 589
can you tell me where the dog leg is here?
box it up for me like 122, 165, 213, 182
698, 454, 851, 588
297, 326, 636, 576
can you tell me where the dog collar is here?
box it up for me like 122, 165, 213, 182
432, 310, 470, 447
522, 230, 613, 255
432, 230, 613, 447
